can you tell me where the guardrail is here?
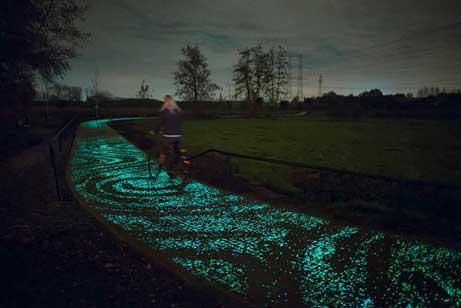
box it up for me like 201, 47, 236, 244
49, 116, 79, 200
187, 149, 461, 211
187, 149, 458, 188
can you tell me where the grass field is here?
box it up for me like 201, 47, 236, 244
183, 116, 461, 185
110, 115, 461, 241
125, 115, 461, 191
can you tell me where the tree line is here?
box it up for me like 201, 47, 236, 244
172, 44, 289, 104
233, 45, 288, 104
416, 86, 461, 98
3, 0, 457, 116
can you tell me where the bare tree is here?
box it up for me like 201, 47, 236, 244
88, 69, 102, 117
70, 86, 82, 101
266, 47, 276, 102
91, 69, 100, 97
252, 45, 270, 100
174, 45, 220, 102
263, 46, 290, 103
233, 45, 272, 104
233, 48, 253, 102
84, 87, 91, 101
137, 80, 152, 99
41, 76, 51, 120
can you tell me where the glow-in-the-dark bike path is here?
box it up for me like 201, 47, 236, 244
69, 119, 461, 307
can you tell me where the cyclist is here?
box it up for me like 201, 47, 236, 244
154, 95, 182, 165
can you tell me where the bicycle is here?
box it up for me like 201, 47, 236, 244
147, 132, 191, 188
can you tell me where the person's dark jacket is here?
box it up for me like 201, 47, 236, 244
155, 109, 182, 136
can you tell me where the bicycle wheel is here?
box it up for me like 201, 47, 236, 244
147, 147, 162, 180
171, 159, 192, 190
176, 171, 191, 190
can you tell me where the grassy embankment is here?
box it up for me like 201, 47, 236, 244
186, 117, 461, 188
120, 115, 461, 193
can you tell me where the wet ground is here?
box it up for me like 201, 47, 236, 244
69, 118, 461, 307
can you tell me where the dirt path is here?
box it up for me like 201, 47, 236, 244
68, 118, 461, 307
0, 123, 227, 308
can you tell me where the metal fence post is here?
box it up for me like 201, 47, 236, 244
49, 143, 61, 200
186, 148, 461, 213
225, 156, 233, 177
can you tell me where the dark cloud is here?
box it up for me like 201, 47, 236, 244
63, 0, 461, 97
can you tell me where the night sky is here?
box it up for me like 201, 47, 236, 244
63, 0, 461, 98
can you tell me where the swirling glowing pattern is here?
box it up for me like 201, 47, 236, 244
69, 119, 461, 307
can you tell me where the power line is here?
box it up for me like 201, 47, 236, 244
352, 20, 461, 54
315, 21, 461, 74
318, 39, 461, 74
320, 46, 461, 75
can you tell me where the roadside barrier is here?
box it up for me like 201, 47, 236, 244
187, 149, 461, 217
49, 116, 79, 200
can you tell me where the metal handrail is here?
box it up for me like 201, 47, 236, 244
187, 149, 461, 190
49, 116, 79, 200
51, 116, 78, 142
